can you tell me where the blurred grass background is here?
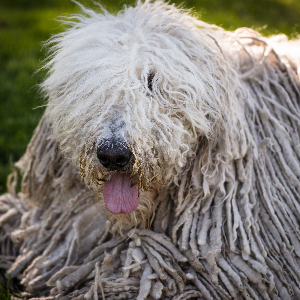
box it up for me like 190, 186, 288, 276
0, 0, 299, 194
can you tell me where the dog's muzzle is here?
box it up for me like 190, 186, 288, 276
97, 138, 132, 171
96, 138, 140, 214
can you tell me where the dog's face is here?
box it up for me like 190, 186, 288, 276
44, 3, 236, 218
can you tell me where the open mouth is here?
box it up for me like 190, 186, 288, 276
103, 172, 140, 214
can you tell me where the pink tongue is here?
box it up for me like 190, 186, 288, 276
103, 173, 140, 214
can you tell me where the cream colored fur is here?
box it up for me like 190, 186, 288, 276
1, 1, 300, 299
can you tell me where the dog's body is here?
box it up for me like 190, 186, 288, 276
1, 1, 300, 299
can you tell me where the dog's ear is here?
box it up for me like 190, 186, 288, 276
169, 37, 254, 246
16, 115, 84, 207
169, 118, 254, 273
173, 119, 250, 214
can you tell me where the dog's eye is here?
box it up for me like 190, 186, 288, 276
147, 73, 154, 92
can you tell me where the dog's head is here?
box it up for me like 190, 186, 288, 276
44, 1, 244, 221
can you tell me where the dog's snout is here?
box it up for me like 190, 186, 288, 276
97, 138, 132, 170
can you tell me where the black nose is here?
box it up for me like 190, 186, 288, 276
97, 138, 132, 170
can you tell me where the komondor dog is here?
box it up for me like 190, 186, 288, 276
1, 1, 300, 299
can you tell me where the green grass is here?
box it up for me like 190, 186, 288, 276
0, 286, 22, 300
0, 282, 11, 300
0, 275, 22, 299
0, 0, 299, 195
